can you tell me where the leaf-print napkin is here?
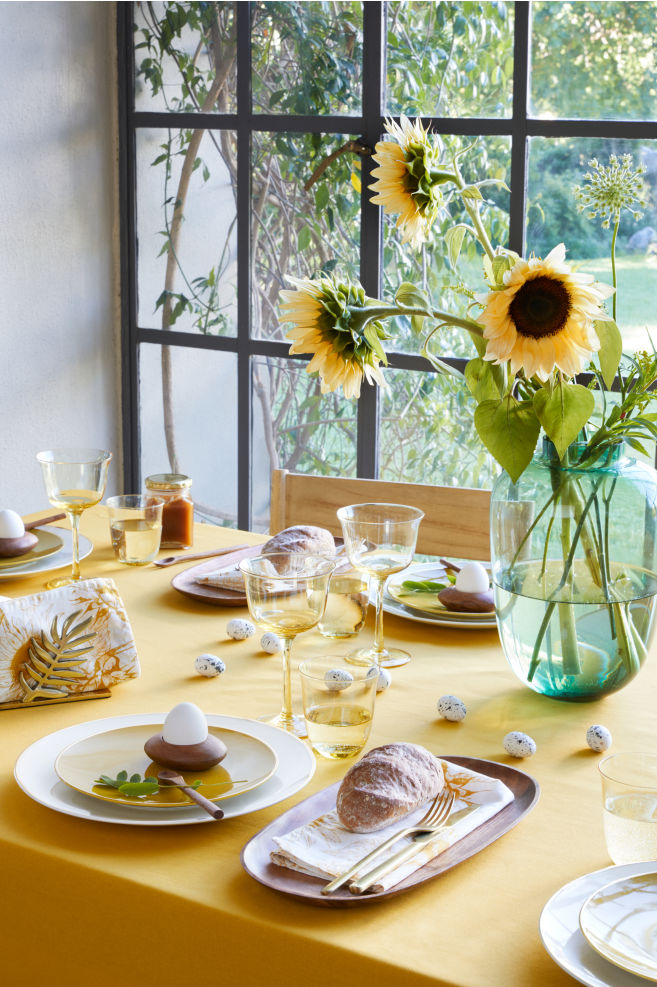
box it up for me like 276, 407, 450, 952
271, 759, 514, 892
0, 578, 139, 704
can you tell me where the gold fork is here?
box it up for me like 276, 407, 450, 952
321, 787, 455, 895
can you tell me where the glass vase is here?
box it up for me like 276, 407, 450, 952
491, 439, 657, 701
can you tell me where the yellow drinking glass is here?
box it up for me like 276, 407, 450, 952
240, 553, 335, 737
338, 502, 424, 668
36, 448, 112, 588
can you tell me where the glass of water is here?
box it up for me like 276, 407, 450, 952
298, 655, 378, 760
106, 495, 164, 565
599, 752, 657, 864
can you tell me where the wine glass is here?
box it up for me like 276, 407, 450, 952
337, 503, 424, 668
36, 448, 112, 588
240, 553, 335, 737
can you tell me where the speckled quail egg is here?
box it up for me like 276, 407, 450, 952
324, 668, 354, 691
503, 731, 536, 758
586, 724, 612, 752
194, 653, 226, 677
374, 667, 391, 693
226, 618, 256, 641
437, 694, 467, 722
260, 632, 282, 654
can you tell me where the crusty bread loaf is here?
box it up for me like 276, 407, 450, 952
336, 743, 445, 833
263, 525, 335, 557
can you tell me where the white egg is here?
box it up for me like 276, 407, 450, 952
324, 668, 354, 691
162, 702, 208, 745
503, 731, 536, 758
586, 724, 612, 753
226, 618, 256, 641
194, 653, 226, 677
260, 632, 282, 654
0, 509, 25, 540
437, 694, 467, 722
455, 561, 489, 594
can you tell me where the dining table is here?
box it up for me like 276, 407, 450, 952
1, 507, 655, 987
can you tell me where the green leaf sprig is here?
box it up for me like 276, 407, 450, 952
398, 575, 455, 595
94, 769, 202, 799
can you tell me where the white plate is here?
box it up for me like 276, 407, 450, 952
580, 872, 657, 981
383, 562, 497, 630
540, 862, 657, 986
0, 526, 92, 580
14, 713, 316, 826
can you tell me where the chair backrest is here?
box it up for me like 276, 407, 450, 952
270, 469, 491, 560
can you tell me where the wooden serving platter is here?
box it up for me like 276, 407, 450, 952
241, 756, 539, 907
171, 544, 263, 606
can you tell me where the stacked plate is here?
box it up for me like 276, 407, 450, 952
15, 713, 316, 826
0, 526, 92, 581
384, 562, 498, 630
541, 863, 657, 985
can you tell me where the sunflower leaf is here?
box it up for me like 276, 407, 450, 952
474, 395, 540, 483
445, 224, 467, 269
460, 185, 483, 201
465, 358, 503, 402
394, 282, 432, 315
594, 319, 623, 389
533, 382, 595, 460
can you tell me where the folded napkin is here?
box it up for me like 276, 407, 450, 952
271, 759, 513, 892
0, 577, 139, 705
195, 563, 246, 591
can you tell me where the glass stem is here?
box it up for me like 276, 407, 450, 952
280, 636, 294, 725
372, 576, 386, 662
69, 510, 81, 580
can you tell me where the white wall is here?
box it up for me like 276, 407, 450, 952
0, 1, 121, 513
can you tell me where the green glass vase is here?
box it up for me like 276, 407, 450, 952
491, 439, 657, 701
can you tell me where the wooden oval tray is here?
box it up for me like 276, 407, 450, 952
241, 755, 539, 907
171, 544, 263, 606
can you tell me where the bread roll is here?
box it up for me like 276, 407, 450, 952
336, 743, 445, 833
263, 525, 335, 557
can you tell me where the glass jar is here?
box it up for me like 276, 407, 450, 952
145, 473, 194, 549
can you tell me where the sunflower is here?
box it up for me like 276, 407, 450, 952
478, 244, 614, 381
280, 277, 387, 399
369, 116, 449, 248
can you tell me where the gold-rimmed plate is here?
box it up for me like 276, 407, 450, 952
579, 872, 657, 982
385, 562, 496, 627
0, 528, 64, 569
55, 724, 278, 809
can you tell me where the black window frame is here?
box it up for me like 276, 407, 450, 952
118, 1, 657, 530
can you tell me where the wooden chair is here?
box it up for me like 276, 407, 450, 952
269, 469, 491, 560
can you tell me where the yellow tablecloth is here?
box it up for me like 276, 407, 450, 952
1, 510, 653, 987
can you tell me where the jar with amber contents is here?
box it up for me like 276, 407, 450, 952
145, 474, 194, 549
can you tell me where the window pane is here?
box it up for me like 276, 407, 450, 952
134, 2, 236, 113
139, 344, 238, 525
379, 369, 496, 488
527, 137, 657, 351
252, 132, 361, 340
136, 128, 237, 336
382, 135, 511, 358
530, 2, 657, 121
386, 1, 514, 118
252, 2, 362, 115
251, 356, 357, 530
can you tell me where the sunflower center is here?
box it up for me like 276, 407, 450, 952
509, 275, 572, 339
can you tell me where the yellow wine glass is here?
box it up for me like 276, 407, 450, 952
36, 448, 112, 588
240, 553, 335, 737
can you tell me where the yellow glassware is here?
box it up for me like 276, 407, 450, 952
240, 552, 335, 737
37, 448, 112, 587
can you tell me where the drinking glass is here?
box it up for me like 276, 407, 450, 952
599, 752, 657, 864
239, 553, 335, 737
338, 503, 424, 668
106, 495, 164, 565
36, 448, 112, 587
299, 656, 378, 759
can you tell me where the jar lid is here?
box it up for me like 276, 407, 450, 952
145, 473, 192, 490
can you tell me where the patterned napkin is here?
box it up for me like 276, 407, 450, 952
0, 578, 139, 705
271, 759, 514, 892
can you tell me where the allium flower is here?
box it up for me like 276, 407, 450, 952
280, 276, 387, 399
575, 154, 647, 229
478, 244, 614, 381
369, 116, 451, 248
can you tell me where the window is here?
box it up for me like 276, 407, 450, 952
118, 1, 657, 531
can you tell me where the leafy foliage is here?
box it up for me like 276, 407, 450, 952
94, 769, 202, 798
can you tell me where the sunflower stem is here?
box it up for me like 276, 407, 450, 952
452, 160, 496, 262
